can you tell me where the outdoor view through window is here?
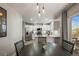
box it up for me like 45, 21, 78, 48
72, 16, 79, 40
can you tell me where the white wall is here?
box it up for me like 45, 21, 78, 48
0, 4, 22, 56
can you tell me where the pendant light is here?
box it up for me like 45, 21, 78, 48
38, 3, 41, 17
38, 10, 41, 17
42, 3, 45, 13
36, 3, 45, 17
36, 3, 39, 10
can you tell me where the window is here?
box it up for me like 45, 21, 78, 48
72, 16, 79, 42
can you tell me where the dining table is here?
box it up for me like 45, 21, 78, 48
19, 42, 72, 56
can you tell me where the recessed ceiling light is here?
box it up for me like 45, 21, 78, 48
30, 18, 32, 21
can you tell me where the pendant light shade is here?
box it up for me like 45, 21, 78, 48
42, 3, 45, 13
38, 10, 41, 17
36, 3, 39, 10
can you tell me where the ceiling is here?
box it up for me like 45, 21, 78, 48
7, 3, 68, 24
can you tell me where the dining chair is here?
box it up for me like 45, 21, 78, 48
62, 40, 74, 55
38, 37, 47, 53
74, 39, 79, 54
14, 40, 24, 56
38, 37, 47, 45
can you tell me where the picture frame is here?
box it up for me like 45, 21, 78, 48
0, 7, 7, 37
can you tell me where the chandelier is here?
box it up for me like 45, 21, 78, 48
36, 3, 45, 17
